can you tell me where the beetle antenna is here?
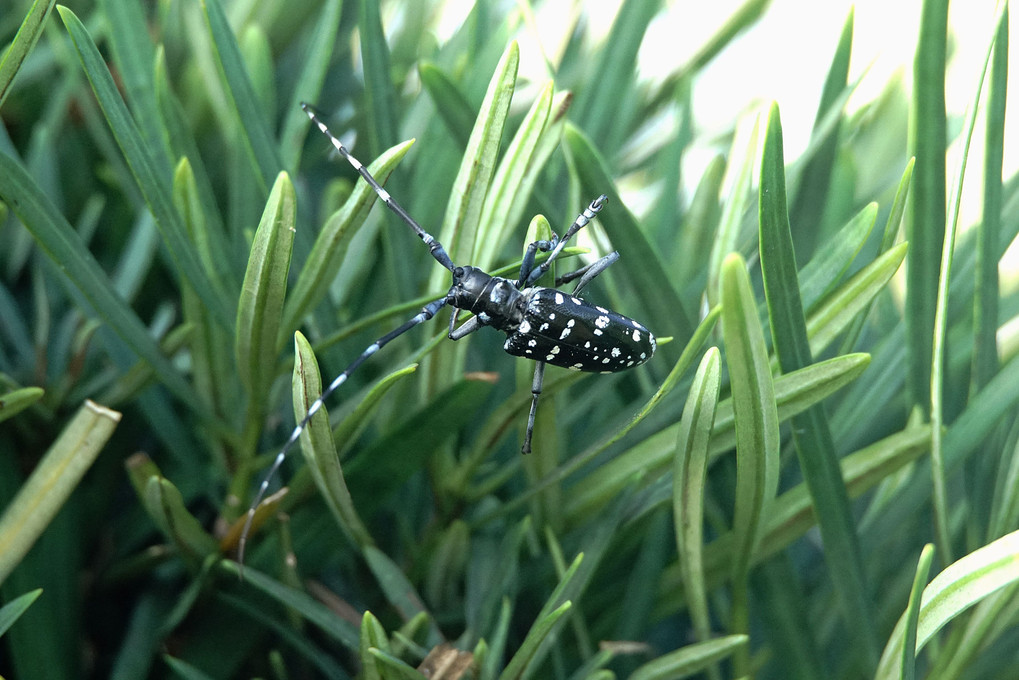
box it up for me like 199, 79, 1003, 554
301, 103, 456, 272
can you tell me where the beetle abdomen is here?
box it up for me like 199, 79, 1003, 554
503, 288, 655, 373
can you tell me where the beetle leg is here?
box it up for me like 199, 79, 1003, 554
449, 314, 484, 340
521, 360, 547, 454
523, 196, 607, 288
517, 235, 558, 287
556, 251, 620, 295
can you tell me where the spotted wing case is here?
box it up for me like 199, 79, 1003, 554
503, 289, 656, 373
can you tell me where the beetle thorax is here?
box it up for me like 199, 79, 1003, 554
449, 266, 524, 331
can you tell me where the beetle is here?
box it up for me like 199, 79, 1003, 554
237, 103, 655, 565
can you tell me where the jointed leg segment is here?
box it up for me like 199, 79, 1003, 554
518, 198, 615, 454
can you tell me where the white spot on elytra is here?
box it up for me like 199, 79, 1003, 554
611, 347, 621, 357
539, 323, 550, 332
570, 363, 583, 370
594, 329, 603, 336
566, 319, 575, 328
548, 312, 556, 320
555, 292, 564, 305
602, 357, 610, 364
570, 297, 581, 305
559, 327, 572, 340
595, 315, 610, 329
632, 329, 641, 342
519, 320, 531, 334
528, 339, 537, 347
